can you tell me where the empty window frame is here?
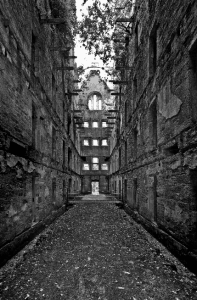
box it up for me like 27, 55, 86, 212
135, 22, 139, 54
92, 157, 99, 163
32, 103, 36, 148
125, 100, 128, 126
133, 128, 138, 159
83, 139, 89, 146
189, 38, 197, 118
52, 73, 56, 109
101, 163, 108, 170
133, 76, 137, 105
92, 121, 99, 128
52, 178, 56, 201
133, 178, 137, 208
92, 164, 99, 170
92, 139, 99, 146
63, 140, 65, 167
125, 140, 128, 164
119, 147, 121, 169
83, 163, 89, 170
102, 139, 108, 146
52, 126, 56, 159
84, 122, 89, 127
68, 147, 72, 169
102, 121, 108, 128
149, 25, 157, 76
190, 39, 197, 75
88, 94, 102, 110
149, 99, 157, 147
31, 32, 39, 76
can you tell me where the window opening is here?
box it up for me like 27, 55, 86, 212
149, 25, 157, 76
101, 164, 108, 170
31, 32, 37, 76
92, 121, 99, 128
102, 121, 108, 128
92, 157, 99, 163
32, 103, 36, 148
63, 179, 66, 202
88, 94, 102, 110
52, 73, 56, 109
92, 164, 99, 170
133, 178, 137, 208
52, 178, 56, 202
83, 139, 89, 146
68, 147, 72, 169
189, 38, 197, 119
133, 76, 137, 109
84, 122, 89, 127
135, 22, 139, 54
125, 100, 128, 126
102, 139, 108, 146
149, 100, 157, 147
125, 140, 127, 164
119, 147, 121, 169
133, 128, 137, 159
52, 126, 56, 159
32, 177, 36, 222
63, 140, 65, 167
83, 163, 89, 170
92, 139, 99, 146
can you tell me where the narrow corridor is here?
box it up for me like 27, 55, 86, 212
0, 198, 197, 300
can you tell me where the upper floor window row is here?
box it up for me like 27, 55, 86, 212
83, 163, 108, 171
83, 139, 108, 146
83, 121, 108, 128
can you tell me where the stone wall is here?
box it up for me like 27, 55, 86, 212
109, 0, 197, 271
0, 0, 81, 266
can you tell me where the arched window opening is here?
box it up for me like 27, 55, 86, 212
88, 93, 102, 110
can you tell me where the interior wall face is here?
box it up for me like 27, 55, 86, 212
108, 0, 197, 269
0, 0, 80, 266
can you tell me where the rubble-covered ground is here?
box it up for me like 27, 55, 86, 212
0, 202, 197, 300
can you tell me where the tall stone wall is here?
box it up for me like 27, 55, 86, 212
0, 0, 81, 266
109, 0, 197, 271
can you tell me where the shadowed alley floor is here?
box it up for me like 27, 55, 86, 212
0, 196, 197, 300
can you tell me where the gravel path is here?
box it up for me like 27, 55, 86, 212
0, 203, 197, 300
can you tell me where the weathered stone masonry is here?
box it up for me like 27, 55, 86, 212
109, 0, 197, 271
77, 71, 112, 194
0, 0, 81, 266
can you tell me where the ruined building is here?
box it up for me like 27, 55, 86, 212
109, 0, 197, 270
0, 0, 197, 272
0, 0, 81, 265
77, 70, 113, 195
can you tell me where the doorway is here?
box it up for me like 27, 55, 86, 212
92, 181, 99, 195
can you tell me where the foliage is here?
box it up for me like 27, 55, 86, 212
77, 65, 85, 77
78, 0, 134, 66
49, 0, 77, 41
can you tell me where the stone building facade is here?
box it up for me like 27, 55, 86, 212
109, 0, 197, 271
0, 0, 81, 266
77, 70, 113, 194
